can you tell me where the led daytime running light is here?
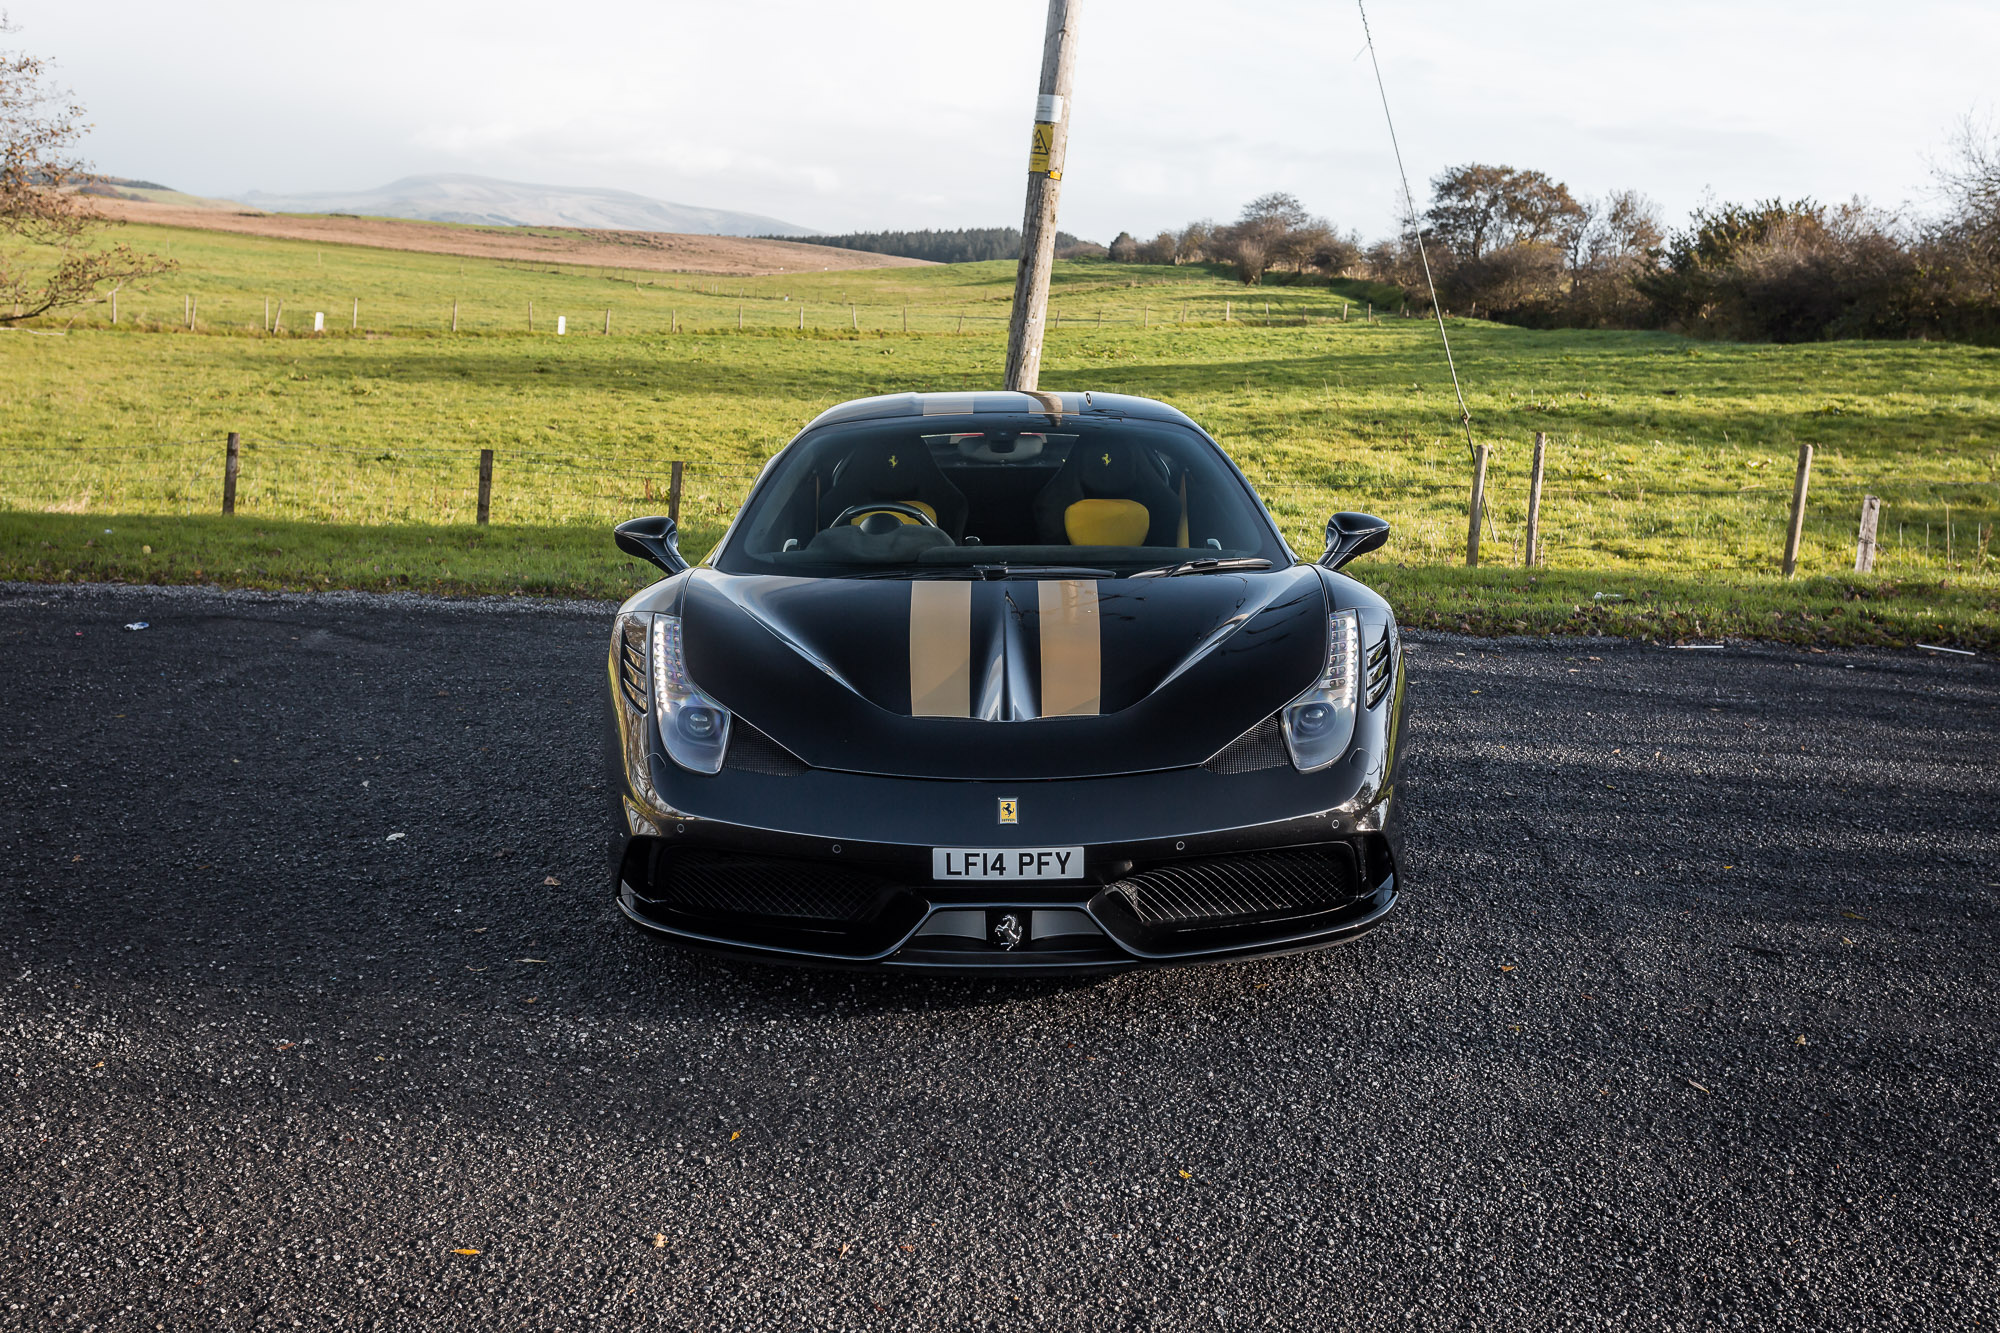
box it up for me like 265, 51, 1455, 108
1281, 610, 1359, 772
650, 614, 732, 774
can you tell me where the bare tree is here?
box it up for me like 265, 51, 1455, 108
1, 20, 172, 323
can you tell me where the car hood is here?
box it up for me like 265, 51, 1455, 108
679, 567, 1329, 780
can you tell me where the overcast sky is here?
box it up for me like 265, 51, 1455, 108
11, 0, 1995, 241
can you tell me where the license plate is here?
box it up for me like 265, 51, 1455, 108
931, 846, 1085, 881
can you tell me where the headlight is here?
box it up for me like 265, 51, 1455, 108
1281, 610, 1358, 772
651, 614, 731, 774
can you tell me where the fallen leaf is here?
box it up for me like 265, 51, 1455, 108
1498, 964, 1515, 972
515, 958, 546, 964
729, 1130, 741, 1142
899, 1244, 915, 1252
542, 876, 562, 886
1794, 1035, 1808, 1045
386, 832, 405, 842
93, 1061, 104, 1068
1178, 1170, 1192, 1180
1841, 910, 1866, 921
452, 1249, 480, 1256
522, 996, 537, 1004
1687, 1079, 1712, 1095
653, 1233, 666, 1249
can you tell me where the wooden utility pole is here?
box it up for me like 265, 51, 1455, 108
1002, 0, 1080, 392
668, 461, 685, 525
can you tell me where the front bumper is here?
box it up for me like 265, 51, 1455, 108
613, 802, 1399, 974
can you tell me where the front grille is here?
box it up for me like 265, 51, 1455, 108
1203, 715, 1289, 774
725, 722, 811, 776
654, 849, 886, 921
1106, 847, 1359, 924
1365, 626, 1393, 708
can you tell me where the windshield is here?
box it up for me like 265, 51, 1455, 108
714, 415, 1289, 578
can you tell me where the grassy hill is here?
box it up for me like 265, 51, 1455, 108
3, 220, 1996, 647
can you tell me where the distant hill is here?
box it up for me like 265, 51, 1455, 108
233, 173, 812, 237
79, 175, 242, 211
778, 227, 1092, 264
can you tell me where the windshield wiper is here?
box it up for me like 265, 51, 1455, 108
846, 563, 1119, 581
1128, 557, 1275, 579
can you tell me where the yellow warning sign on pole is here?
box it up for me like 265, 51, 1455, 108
1028, 121, 1060, 179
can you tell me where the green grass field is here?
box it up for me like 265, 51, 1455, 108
3, 220, 1996, 648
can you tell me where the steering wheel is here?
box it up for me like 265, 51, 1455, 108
831, 501, 942, 536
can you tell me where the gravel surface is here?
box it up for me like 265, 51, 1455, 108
3, 583, 1996, 1331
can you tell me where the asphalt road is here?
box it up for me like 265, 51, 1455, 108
3, 582, 1996, 1331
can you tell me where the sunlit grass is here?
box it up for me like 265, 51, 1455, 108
2, 219, 1995, 647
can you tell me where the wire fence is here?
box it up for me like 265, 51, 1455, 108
5, 436, 1993, 579
64, 282, 1413, 340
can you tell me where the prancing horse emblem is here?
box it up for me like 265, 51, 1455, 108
998, 798, 1018, 824
993, 913, 1023, 950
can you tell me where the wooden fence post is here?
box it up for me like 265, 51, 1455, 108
1782, 442, 1813, 576
1523, 432, 1547, 566
1466, 445, 1490, 567
737, 306, 743, 331
352, 297, 358, 330
851, 304, 857, 331
222, 432, 240, 515
476, 449, 494, 525
262, 296, 268, 332
605, 309, 611, 334
798, 304, 805, 331
111, 290, 118, 324
528, 300, 534, 332
668, 461, 684, 525
272, 302, 283, 333
1854, 494, 1881, 573
1225, 300, 1231, 323
451, 298, 458, 333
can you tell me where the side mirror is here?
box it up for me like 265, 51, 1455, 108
614, 515, 690, 575
1319, 511, 1390, 570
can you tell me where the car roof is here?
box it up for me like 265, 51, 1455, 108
801, 390, 1203, 432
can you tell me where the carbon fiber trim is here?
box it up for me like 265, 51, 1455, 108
1201, 715, 1289, 774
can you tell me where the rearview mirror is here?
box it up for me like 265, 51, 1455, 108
614, 515, 690, 575
1319, 511, 1390, 570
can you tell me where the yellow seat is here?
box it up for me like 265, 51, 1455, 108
1063, 498, 1151, 546
847, 499, 937, 526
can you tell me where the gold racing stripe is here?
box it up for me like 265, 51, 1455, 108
1037, 579, 1101, 717
908, 581, 972, 717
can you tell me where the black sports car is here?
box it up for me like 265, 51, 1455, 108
604, 390, 1406, 972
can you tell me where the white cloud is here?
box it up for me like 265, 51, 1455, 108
9, 0, 1996, 240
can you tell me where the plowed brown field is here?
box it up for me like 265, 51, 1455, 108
89, 198, 928, 277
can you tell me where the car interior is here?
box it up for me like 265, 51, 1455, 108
718, 418, 1285, 575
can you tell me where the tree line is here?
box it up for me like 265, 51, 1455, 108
773, 227, 1087, 265
1107, 122, 2000, 344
